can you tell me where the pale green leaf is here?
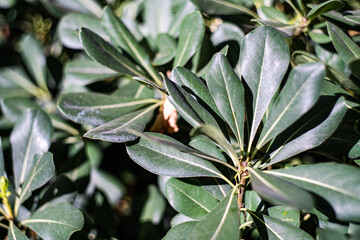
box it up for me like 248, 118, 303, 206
140, 185, 166, 225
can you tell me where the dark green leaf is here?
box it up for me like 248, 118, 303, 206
79, 28, 149, 80
140, 185, 166, 225
349, 58, 360, 79
153, 34, 176, 66
21, 202, 84, 240
171, 66, 220, 116
189, 136, 226, 162
268, 163, 360, 222
8, 221, 29, 240
19, 34, 47, 90
207, 53, 246, 151
163, 221, 198, 240
164, 77, 220, 129
126, 133, 223, 178
58, 13, 106, 49
344, 14, 360, 25
239, 26, 290, 151
101, 7, 161, 85
165, 178, 218, 219
57, 92, 158, 126
64, 58, 119, 85
173, 11, 205, 67
247, 168, 314, 211
267, 206, 300, 227
188, 189, 239, 240
112, 80, 154, 99
307, 0, 344, 20
327, 22, 360, 64
257, 63, 325, 149
248, 211, 313, 240
84, 103, 159, 142
267, 97, 347, 166
316, 228, 348, 240
10, 110, 52, 190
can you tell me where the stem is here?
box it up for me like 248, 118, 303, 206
285, 0, 303, 18
220, 174, 235, 188
2, 197, 13, 220
0, 222, 8, 230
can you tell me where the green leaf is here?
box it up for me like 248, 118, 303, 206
190, 125, 239, 167
164, 77, 221, 129
308, 30, 331, 44
188, 189, 239, 240
316, 228, 348, 240
315, 44, 348, 75
21, 202, 84, 240
260, 6, 289, 24
2, 97, 39, 122
0, 138, 4, 176
307, 0, 344, 20
189, 0, 257, 18
163, 221, 198, 240
126, 132, 223, 178
19, 34, 47, 90
189, 136, 226, 162
349, 58, 360, 79
345, 14, 360, 25
349, 138, 360, 159
165, 178, 219, 219
143, 0, 171, 38
84, 103, 159, 142
170, 213, 196, 227
140, 185, 166, 225
267, 206, 300, 227
211, 22, 244, 47
8, 221, 29, 240
10, 110, 52, 190
168, 1, 197, 37
173, 11, 205, 67
239, 26, 290, 151
171, 66, 220, 116
0, 67, 30, 100
248, 211, 313, 240
79, 28, 149, 80
268, 162, 360, 222
153, 34, 176, 66
267, 97, 347, 166
64, 58, 119, 85
327, 22, 360, 64
57, 92, 158, 126
101, 7, 161, 85
257, 63, 325, 149
196, 178, 232, 201
0, 0, 16, 8
247, 168, 314, 211
207, 53, 246, 151
16, 152, 55, 210
112, 80, 154, 99
58, 13, 106, 49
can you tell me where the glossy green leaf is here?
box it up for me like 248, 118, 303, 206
292, 51, 360, 93
308, 30, 331, 44
349, 138, 360, 159
126, 132, 223, 178
64, 58, 119, 85
0, 67, 30, 100
101, 7, 161, 85
165, 178, 218, 219
257, 63, 325, 149
241, 190, 263, 225
8, 221, 29, 240
189, 0, 257, 18
79, 28, 149, 80
307, 0, 344, 20
16, 152, 55, 209
58, 92, 158, 126
247, 168, 314, 211
188, 189, 239, 240
171, 66, 220, 116
112, 80, 154, 99
21, 202, 84, 240
239, 26, 290, 151
19, 34, 47, 90
2, 97, 39, 122
143, 0, 171, 38
173, 11, 205, 67
196, 178, 232, 201
267, 206, 300, 227
164, 77, 220, 129
140, 185, 166, 225
315, 44, 348, 75
168, 1, 197, 37
267, 97, 347, 166
163, 221, 198, 240
327, 22, 360, 64
322, 10, 357, 27
248, 211, 313, 240
170, 214, 197, 227
344, 14, 360, 25
58, 13, 106, 49
153, 34, 176, 66
84, 103, 159, 142
190, 125, 239, 166
211, 22, 244, 47
189, 136, 226, 162
268, 163, 360, 222
207, 53, 245, 151
10, 110, 52, 190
